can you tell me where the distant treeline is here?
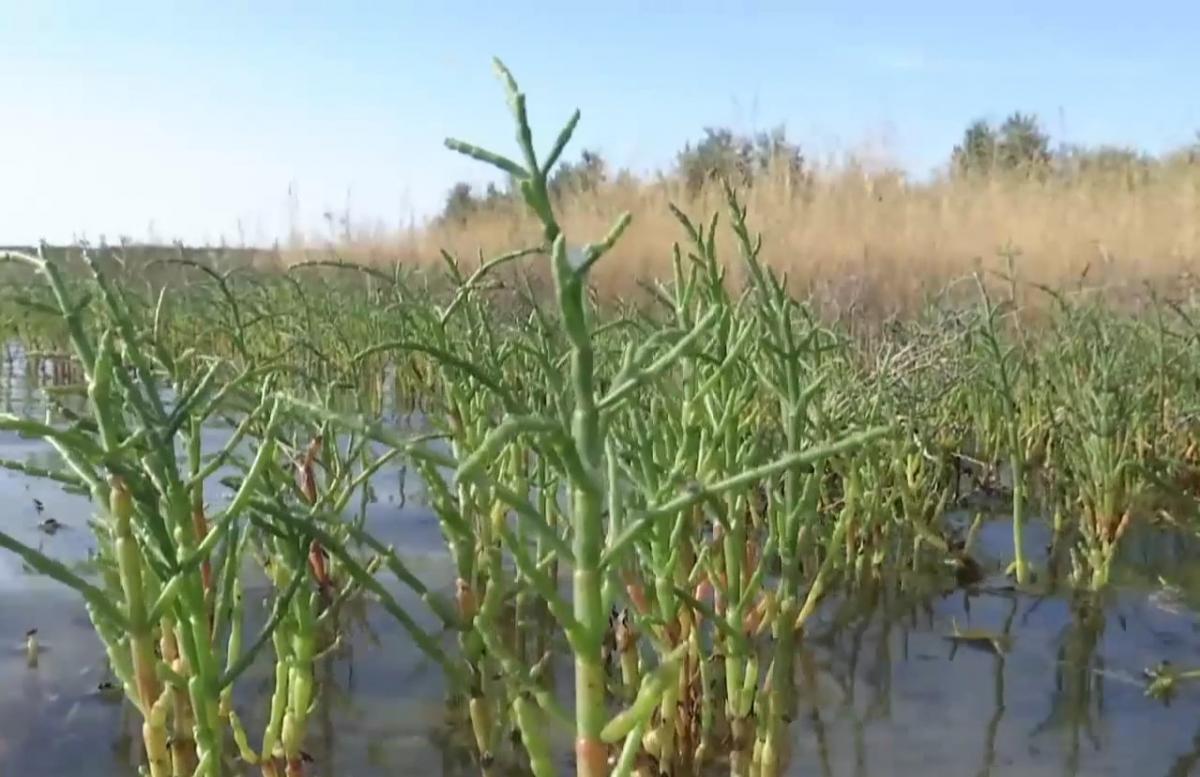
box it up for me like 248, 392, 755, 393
436, 112, 1200, 224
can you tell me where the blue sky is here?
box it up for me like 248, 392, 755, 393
2, 1, 1197, 245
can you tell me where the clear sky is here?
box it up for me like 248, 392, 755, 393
2, 1, 1197, 245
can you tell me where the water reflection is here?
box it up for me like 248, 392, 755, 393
7, 543, 1200, 775
0, 342, 84, 416
7, 344, 1200, 776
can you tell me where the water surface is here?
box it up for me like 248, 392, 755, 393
4, 352, 1200, 776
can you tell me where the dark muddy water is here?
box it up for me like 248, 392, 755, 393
4, 351, 1200, 776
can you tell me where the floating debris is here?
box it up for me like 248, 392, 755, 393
944, 620, 1012, 654
1148, 576, 1189, 617
37, 517, 64, 535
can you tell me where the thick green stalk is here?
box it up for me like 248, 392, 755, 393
552, 216, 609, 777
282, 587, 317, 777
976, 275, 1030, 585
111, 476, 171, 777
1009, 446, 1029, 584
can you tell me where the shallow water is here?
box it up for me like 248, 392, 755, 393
4, 353, 1200, 776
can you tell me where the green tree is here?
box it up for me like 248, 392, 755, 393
441, 182, 478, 224
548, 149, 608, 199
952, 112, 1051, 175
439, 180, 516, 224
952, 120, 1000, 174
676, 125, 804, 194
996, 112, 1051, 170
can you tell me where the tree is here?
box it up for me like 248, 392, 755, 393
996, 112, 1051, 170
952, 112, 1051, 175
438, 179, 517, 224
752, 126, 806, 183
676, 125, 804, 194
441, 182, 477, 224
952, 120, 1000, 175
548, 149, 608, 199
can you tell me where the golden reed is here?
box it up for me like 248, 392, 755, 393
288, 159, 1200, 319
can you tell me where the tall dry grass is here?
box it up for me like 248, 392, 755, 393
308, 160, 1200, 319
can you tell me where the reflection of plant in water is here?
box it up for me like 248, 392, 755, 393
796, 648, 836, 777
863, 592, 895, 723
792, 575, 945, 777
970, 592, 1019, 777
1029, 595, 1107, 774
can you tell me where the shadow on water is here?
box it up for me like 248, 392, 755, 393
6, 346, 1200, 776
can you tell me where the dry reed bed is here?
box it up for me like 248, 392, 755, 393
313, 164, 1200, 318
